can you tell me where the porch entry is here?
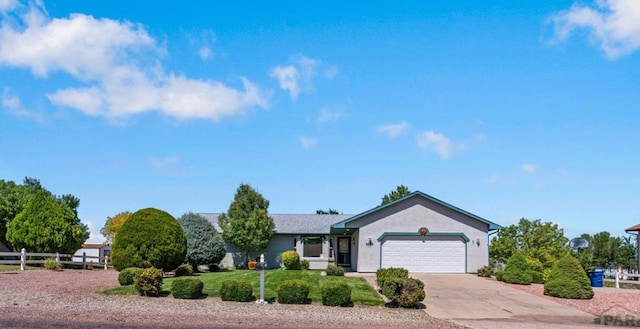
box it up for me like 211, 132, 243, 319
336, 236, 351, 268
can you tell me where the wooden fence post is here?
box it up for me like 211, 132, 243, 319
20, 248, 25, 271
56, 252, 60, 264
104, 256, 109, 270
615, 270, 619, 289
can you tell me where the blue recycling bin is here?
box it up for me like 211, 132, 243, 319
587, 270, 604, 287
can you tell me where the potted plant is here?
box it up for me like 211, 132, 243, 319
248, 260, 257, 270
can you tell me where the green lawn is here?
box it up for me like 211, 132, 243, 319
0, 264, 39, 271
103, 269, 384, 306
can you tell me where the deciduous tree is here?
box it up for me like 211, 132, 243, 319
218, 184, 275, 265
100, 211, 132, 244
490, 218, 570, 281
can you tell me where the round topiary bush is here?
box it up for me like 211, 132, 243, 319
219, 279, 253, 302
502, 251, 532, 285
134, 267, 164, 297
322, 281, 352, 307
111, 208, 187, 272
277, 280, 310, 304
173, 263, 193, 277
281, 250, 301, 270
118, 267, 143, 286
171, 277, 204, 299
544, 255, 594, 299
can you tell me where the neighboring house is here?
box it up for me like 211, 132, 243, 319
625, 223, 640, 271
202, 191, 502, 273
72, 243, 111, 263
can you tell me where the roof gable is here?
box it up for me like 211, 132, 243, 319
331, 191, 502, 231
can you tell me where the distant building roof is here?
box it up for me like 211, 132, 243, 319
81, 243, 109, 249
626, 223, 640, 232
200, 213, 352, 235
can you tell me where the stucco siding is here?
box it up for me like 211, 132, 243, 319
351, 197, 489, 273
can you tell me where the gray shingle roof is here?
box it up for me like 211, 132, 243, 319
200, 213, 352, 235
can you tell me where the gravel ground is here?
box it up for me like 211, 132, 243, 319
0, 270, 468, 329
498, 281, 640, 317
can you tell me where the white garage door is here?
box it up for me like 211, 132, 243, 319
381, 237, 466, 273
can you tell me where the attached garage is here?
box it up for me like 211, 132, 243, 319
380, 234, 468, 273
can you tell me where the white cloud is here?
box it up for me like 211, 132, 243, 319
1, 88, 43, 121
150, 156, 188, 176
416, 130, 458, 159
299, 136, 318, 149
376, 121, 409, 138
317, 107, 346, 124
0, 0, 18, 12
196, 30, 216, 62
0, 2, 269, 121
520, 163, 539, 174
550, 0, 640, 58
270, 54, 336, 100
82, 220, 103, 243
488, 174, 501, 185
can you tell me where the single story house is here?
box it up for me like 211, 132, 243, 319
72, 243, 111, 263
202, 191, 501, 273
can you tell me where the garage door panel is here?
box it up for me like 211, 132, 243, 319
381, 238, 465, 273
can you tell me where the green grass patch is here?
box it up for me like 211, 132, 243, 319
102, 269, 383, 306
0, 264, 39, 271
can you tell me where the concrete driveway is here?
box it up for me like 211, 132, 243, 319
415, 274, 601, 329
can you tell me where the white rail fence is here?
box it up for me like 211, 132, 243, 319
0, 248, 109, 270
603, 270, 640, 289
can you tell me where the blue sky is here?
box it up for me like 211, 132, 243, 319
1, 0, 639, 242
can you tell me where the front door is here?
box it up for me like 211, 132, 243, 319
337, 237, 351, 268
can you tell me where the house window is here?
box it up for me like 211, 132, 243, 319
303, 236, 322, 257
293, 238, 297, 250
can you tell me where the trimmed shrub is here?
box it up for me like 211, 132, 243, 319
376, 267, 409, 289
277, 280, 310, 304
118, 267, 143, 286
171, 277, 204, 299
322, 281, 352, 307
111, 208, 187, 272
382, 277, 404, 300
281, 250, 301, 270
477, 265, 493, 277
326, 264, 345, 276
502, 252, 532, 285
397, 278, 426, 308
176, 212, 226, 270
531, 271, 544, 284
495, 270, 504, 281
300, 259, 310, 270
44, 257, 58, 270
174, 264, 193, 277
544, 255, 594, 299
220, 279, 253, 302
134, 267, 163, 297
383, 277, 426, 308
